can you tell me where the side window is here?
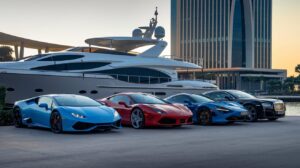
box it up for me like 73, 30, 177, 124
171, 95, 194, 104
207, 92, 233, 100
109, 95, 131, 106
38, 97, 53, 109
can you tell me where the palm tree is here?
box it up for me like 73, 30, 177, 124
0, 46, 14, 62
295, 64, 300, 75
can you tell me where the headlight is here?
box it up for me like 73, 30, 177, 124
262, 102, 273, 109
151, 108, 165, 114
71, 112, 86, 119
216, 106, 230, 112
114, 111, 120, 119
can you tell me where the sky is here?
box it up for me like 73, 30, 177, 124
0, 0, 299, 76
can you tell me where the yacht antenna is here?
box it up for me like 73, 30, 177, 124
139, 7, 158, 39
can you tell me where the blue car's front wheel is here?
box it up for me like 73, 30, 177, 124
198, 109, 212, 126
50, 111, 63, 133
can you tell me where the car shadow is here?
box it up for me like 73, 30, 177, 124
22, 126, 121, 135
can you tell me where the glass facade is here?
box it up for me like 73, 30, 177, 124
171, 0, 272, 69
232, 0, 246, 67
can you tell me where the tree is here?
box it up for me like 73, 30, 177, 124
283, 76, 296, 94
295, 64, 300, 75
267, 79, 282, 94
0, 46, 14, 62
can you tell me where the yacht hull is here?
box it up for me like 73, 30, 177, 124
0, 71, 217, 105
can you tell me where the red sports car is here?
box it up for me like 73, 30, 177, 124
99, 93, 193, 129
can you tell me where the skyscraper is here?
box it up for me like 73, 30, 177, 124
171, 0, 286, 92
171, 0, 272, 69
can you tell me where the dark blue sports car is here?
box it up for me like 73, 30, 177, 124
13, 94, 121, 133
165, 93, 249, 125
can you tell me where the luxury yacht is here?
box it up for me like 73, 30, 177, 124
0, 8, 218, 104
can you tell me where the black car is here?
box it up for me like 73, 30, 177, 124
203, 90, 286, 121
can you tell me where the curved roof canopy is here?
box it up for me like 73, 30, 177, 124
85, 37, 158, 52
0, 32, 71, 51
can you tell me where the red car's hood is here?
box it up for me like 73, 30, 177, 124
144, 104, 192, 116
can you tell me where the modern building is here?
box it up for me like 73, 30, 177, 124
171, 0, 286, 93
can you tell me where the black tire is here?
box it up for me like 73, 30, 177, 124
50, 111, 63, 133
13, 107, 25, 128
130, 108, 145, 129
197, 109, 212, 126
245, 104, 258, 122
268, 118, 278, 121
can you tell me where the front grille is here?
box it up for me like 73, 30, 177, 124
180, 119, 186, 123
73, 122, 95, 130
72, 120, 121, 130
274, 103, 285, 112
159, 118, 177, 124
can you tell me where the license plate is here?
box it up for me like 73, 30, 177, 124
277, 111, 285, 115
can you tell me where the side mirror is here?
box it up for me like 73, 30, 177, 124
39, 103, 48, 110
118, 101, 128, 108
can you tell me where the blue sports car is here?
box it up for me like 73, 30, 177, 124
13, 94, 121, 133
165, 93, 249, 125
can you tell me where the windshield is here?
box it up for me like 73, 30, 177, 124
227, 90, 256, 99
131, 94, 168, 104
54, 95, 101, 107
191, 94, 214, 103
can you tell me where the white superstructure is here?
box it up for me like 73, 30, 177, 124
0, 8, 218, 104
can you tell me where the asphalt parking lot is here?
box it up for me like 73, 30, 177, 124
1, 117, 300, 168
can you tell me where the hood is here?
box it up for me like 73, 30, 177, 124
61, 105, 116, 123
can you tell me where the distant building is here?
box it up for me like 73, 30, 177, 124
171, 0, 286, 93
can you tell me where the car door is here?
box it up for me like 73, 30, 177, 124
107, 95, 133, 123
34, 96, 53, 127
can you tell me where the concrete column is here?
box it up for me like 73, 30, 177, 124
38, 49, 42, 54
20, 42, 24, 59
45, 47, 49, 53
14, 45, 19, 60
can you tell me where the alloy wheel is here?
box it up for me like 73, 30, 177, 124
50, 112, 63, 133
131, 109, 144, 129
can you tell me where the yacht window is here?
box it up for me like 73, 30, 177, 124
35, 89, 43, 93
6, 88, 15, 92
154, 92, 166, 96
79, 90, 87, 94
38, 55, 84, 61
91, 67, 171, 84
24, 54, 50, 61
90, 90, 98, 94
31, 62, 110, 71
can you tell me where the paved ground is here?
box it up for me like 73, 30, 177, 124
0, 117, 300, 168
